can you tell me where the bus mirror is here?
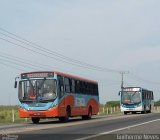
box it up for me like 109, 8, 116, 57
14, 81, 17, 88
14, 77, 19, 88
118, 91, 121, 96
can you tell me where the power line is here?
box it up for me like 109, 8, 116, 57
0, 51, 104, 81
0, 53, 46, 70
0, 36, 114, 72
0, 61, 26, 71
0, 27, 130, 88
0, 57, 39, 71
0, 51, 82, 72
129, 72, 160, 85
0, 27, 123, 73
0, 50, 125, 86
0, 51, 63, 70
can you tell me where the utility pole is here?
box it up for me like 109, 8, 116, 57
120, 71, 129, 90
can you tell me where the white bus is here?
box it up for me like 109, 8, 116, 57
119, 87, 154, 115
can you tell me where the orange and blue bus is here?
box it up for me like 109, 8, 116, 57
14, 71, 99, 123
119, 87, 154, 115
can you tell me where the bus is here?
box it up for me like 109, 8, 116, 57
14, 71, 99, 123
119, 87, 154, 115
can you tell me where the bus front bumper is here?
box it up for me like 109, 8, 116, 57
19, 106, 59, 118
121, 106, 143, 112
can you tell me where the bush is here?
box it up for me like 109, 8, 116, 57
154, 100, 160, 106
105, 101, 120, 107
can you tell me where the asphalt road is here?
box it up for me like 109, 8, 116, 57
0, 113, 160, 140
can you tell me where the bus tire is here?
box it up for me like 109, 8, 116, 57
82, 115, 87, 120
59, 106, 71, 122
148, 105, 151, 113
88, 107, 92, 119
124, 111, 127, 115
132, 111, 136, 114
82, 107, 92, 120
32, 117, 40, 124
141, 106, 146, 114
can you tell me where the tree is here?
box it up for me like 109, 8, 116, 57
154, 100, 160, 106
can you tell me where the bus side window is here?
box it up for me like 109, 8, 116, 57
142, 93, 144, 100
148, 92, 151, 99
152, 92, 154, 100
58, 76, 64, 98
64, 77, 71, 93
93, 84, 97, 95
146, 92, 149, 99
71, 79, 75, 93
86, 82, 90, 94
75, 80, 80, 94
80, 81, 84, 94
145, 92, 147, 99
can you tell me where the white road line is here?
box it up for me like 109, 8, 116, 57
75, 118, 160, 140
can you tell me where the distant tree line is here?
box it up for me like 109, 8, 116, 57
105, 101, 120, 107
154, 100, 160, 106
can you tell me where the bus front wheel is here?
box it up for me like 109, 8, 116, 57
124, 111, 127, 115
141, 106, 146, 114
59, 106, 71, 122
32, 117, 40, 124
148, 105, 151, 113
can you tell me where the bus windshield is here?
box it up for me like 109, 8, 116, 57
18, 79, 57, 103
121, 91, 141, 105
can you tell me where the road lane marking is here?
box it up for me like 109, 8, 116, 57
75, 118, 160, 140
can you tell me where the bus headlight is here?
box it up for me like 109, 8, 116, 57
137, 103, 141, 107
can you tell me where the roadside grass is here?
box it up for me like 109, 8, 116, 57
99, 104, 121, 115
0, 106, 30, 124
0, 105, 123, 124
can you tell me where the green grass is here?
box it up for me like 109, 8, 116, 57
0, 105, 122, 124
0, 106, 30, 124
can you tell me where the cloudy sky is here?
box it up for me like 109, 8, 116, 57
0, 0, 160, 105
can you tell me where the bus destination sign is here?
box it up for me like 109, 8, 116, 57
123, 87, 140, 92
21, 72, 54, 79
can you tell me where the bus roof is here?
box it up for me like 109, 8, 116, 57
21, 71, 98, 84
123, 87, 153, 92
54, 71, 98, 84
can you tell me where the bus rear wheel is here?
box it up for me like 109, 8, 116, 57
82, 107, 92, 120
88, 107, 92, 119
32, 117, 40, 124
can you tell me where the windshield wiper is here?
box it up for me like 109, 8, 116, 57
39, 99, 55, 103
131, 91, 138, 97
20, 100, 35, 103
